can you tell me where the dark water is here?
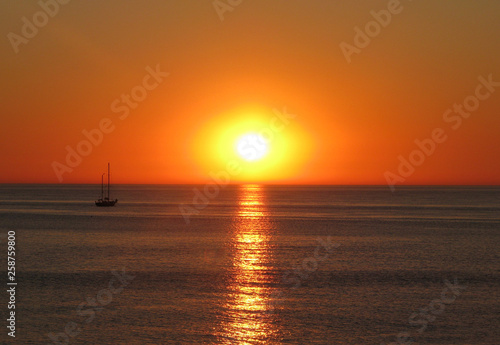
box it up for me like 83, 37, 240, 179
0, 184, 499, 344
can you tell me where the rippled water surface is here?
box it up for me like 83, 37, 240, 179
0, 184, 498, 344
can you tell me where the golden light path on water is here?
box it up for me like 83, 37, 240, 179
216, 184, 281, 344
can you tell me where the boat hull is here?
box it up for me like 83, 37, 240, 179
95, 199, 118, 207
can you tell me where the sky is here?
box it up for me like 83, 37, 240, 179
1, 0, 499, 185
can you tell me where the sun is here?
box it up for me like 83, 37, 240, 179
235, 133, 269, 162
192, 105, 315, 182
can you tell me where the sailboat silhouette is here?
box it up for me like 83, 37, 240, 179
95, 163, 118, 207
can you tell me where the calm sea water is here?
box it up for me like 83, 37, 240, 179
0, 184, 499, 344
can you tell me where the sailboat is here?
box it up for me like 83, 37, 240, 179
95, 163, 118, 207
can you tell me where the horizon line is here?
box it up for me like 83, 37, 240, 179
0, 183, 499, 187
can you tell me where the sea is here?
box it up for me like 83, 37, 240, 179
0, 184, 498, 345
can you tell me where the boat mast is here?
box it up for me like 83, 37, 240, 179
107, 162, 110, 200
101, 173, 105, 200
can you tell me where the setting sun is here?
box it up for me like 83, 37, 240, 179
191, 105, 315, 183
235, 133, 269, 162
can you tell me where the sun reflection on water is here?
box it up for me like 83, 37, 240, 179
216, 184, 281, 344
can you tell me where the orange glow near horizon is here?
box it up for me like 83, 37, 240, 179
1, 2, 500, 185
191, 105, 315, 184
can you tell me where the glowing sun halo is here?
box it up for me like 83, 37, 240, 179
236, 133, 269, 162
192, 106, 315, 182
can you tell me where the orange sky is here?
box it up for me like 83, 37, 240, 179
1, 1, 499, 185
